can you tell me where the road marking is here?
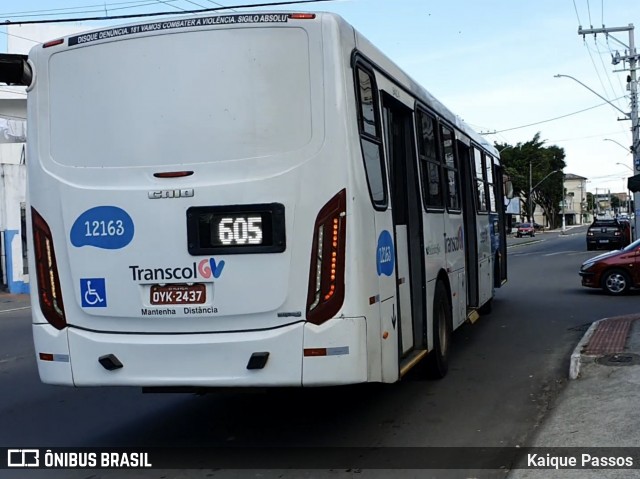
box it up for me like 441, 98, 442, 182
543, 250, 579, 256
507, 239, 545, 249
0, 306, 31, 314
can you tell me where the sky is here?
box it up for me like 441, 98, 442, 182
0, 0, 637, 194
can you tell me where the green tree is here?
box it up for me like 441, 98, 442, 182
611, 196, 621, 209
495, 133, 566, 228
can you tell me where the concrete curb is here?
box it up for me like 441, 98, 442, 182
569, 319, 600, 380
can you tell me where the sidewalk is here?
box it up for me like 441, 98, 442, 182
509, 315, 640, 478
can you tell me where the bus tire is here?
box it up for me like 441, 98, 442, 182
478, 298, 492, 315
425, 281, 452, 379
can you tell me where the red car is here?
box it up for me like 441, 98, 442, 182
579, 239, 640, 295
516, 223, 535, 238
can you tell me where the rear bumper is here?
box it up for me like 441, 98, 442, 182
587, 239, 623, 249
33, 317, 368, 387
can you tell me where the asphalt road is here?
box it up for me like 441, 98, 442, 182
2, 225, 638, 478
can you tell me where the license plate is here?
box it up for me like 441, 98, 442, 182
599, 239, 610, 243
150, 284, 206, 305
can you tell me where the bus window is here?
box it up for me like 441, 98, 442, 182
440, 125, 460, 211
416, 110, 443, 209
472, 147, 488, 212
486, 155, 497, 211
356, 68, 386, 208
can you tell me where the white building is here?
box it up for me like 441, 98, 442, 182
563, 173, 589, 225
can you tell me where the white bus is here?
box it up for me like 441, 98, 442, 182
0, 11, 509, 388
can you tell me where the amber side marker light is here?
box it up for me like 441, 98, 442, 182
289, 13, 316, 19
43, 38, 64, 48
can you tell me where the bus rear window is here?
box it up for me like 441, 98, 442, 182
48, 27, 313, 168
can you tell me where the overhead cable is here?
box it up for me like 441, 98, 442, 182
481, 96, 627, 135
0, 0, 335, 24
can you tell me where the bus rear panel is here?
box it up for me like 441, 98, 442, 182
29, 13, 371, 387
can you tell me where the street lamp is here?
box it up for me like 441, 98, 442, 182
605, 138, 632, 154
617, 162, 634, 172
555, 74, 629, 116
557, 72, 639, 238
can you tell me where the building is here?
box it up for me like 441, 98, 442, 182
563, 173, 589, 225
528, 172, 589, 228
0, 89, 28, 293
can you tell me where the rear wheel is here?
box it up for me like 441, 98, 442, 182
425, 281, 452, 379
478, 298, 492, 315
601, 269, 631, 295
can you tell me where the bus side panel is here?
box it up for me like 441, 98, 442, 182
444, 213, 466, 329
32, 323, 73, 385
477, 215, 493, 306
302, 317, 367, 386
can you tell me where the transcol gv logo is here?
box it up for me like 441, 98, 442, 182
129, 258, 225, 282
197, 258, 225, 279
445, 226, 464, 253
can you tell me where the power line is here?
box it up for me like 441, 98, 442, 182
597, 37, 626, 94
0, 0, 335, 25
0, 0, 175, 19
584, 40, 623, 111
481, 97, 626, 135
151, 0, 189, 13
204, 0, 238, 12
571, 0, 582, 25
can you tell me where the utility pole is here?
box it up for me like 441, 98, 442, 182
529, 159, 533, 224
561, 175, 566, 233
578, 24, 639, 238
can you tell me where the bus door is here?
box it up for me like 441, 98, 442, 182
458, 139, 480, 308
382, 93, 426, 356
493, 160, 508, 287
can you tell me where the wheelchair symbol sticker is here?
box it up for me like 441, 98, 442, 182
80, 278, 107, 308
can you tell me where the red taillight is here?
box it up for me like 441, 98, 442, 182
289, 13, 316, 19
43, 38, 64, 48
306, 189, 346, 325
32, 207, 66, 330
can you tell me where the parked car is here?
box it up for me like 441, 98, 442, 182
580, 239, 640, 295
586, 218, 632, 251
516, 223, 535, 238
